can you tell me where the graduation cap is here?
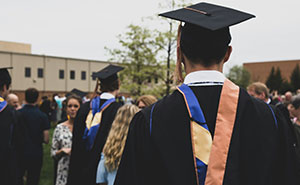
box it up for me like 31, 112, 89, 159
159, 2, 255, 48
0, 67, 13, 72
159, 2, 255, 31
67, 88, 88, 98
91, 64, 124, 84
0, 67, 12, 83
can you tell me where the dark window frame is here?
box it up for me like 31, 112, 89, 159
25, 67, 31, 78
81, 71, 86, 80
70, 70, 75, 80
59, 70, 64, 79
37, 68, 44, 78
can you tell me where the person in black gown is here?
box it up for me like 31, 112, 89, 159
67, 64, 124, 185
0, 67, 24, 185
114, 3, 299, 185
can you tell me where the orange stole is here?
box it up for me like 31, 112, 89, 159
205, 79, 239, 185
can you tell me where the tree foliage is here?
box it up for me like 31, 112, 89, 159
106, 25, 165, 98
226, 65, 251, 89
290, 64, 300, 92
266, 67, 277, 92
266, 67, 282, 91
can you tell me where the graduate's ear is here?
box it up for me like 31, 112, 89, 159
223, 46, 232, 63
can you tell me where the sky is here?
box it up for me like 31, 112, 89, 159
1, 0, 300, 73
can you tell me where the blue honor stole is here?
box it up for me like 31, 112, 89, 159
83, 96, 115, 151
177, 84, 212, 185
0, 96, 8, 112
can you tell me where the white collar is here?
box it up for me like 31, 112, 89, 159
100, 92, 115, 99
183, 70, 226, 86
266, 98, 271, 104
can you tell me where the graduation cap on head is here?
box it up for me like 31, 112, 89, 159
0, 67, 12, 82
159, 2, 255, 46
67, 88, 88, 98
159, 2, 255, 82
159, 2, 255, 31
92, 64, 124, 84
0, 67, 13, 72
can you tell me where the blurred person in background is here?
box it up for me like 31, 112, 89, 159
136, 95, 157, 109
0, 67, 23, 185
284, 91, 293, 107
96, 104, 140, 185
288, 96, 300, 167
51, 94, 82, 185
247, 82, 277, 105
39, 96, 52, 122
7, 93, 21, 110
67, 65, 123, 185
18, 88, 50, 185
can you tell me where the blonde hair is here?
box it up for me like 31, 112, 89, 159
247, 82, 269, 98
136, 95, 157, 107
103, 104, 140, 171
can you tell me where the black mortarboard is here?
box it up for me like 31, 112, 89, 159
0, 67, 12, 83
159, 2, 255, 63
159, 2, 255, 31
91, 64, 124, 84
68, 88, 88, 98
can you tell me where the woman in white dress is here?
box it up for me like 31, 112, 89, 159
51, 94, 82, 185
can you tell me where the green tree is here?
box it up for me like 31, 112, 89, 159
280, 80, 292, 94
274, 67, 283, 91
156, 0, 194, 95
266, 67, 283, 91
266, 67, 276, 91
290, 64, 300, 92
226, 65, 251, 89
106, 25, 164, 98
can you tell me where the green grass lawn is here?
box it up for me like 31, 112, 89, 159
39, 125, 55, 185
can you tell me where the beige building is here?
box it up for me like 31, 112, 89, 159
0, 41, 113, 102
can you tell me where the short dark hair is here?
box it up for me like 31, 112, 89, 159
100, 79, 119, 92
180, 23, 231, 67
0, 69, 11, 91
25, 88, 39, 103
66, 94, 82, 105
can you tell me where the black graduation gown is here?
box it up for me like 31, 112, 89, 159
0, 105, 25, 185
114, 86, 299, 185
67, 100, 122, 185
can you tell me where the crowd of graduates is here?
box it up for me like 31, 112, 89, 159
1, 2, 300, 185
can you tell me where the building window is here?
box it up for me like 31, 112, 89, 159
59, 70, 64, 79
37, 68, 43, 78
81, 71, 86, 80
92, 72, 96, 81
70, 70, 75, 80
25, 67, 31, 77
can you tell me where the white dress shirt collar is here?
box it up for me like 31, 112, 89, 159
100, 92, 115, 99
183, 70, 226, 86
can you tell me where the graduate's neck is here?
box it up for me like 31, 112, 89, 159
184, 60, 224, 75
108, 90, 119, 97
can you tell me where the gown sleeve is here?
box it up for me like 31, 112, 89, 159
114, 110, 152, 185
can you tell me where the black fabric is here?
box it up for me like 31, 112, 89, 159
0, 105, 24, 185
115, 86, 300, 185
92, 64, 124, 83
67, 100, 122, 185
17, 156, 43, 185
18, 105, 50, 157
